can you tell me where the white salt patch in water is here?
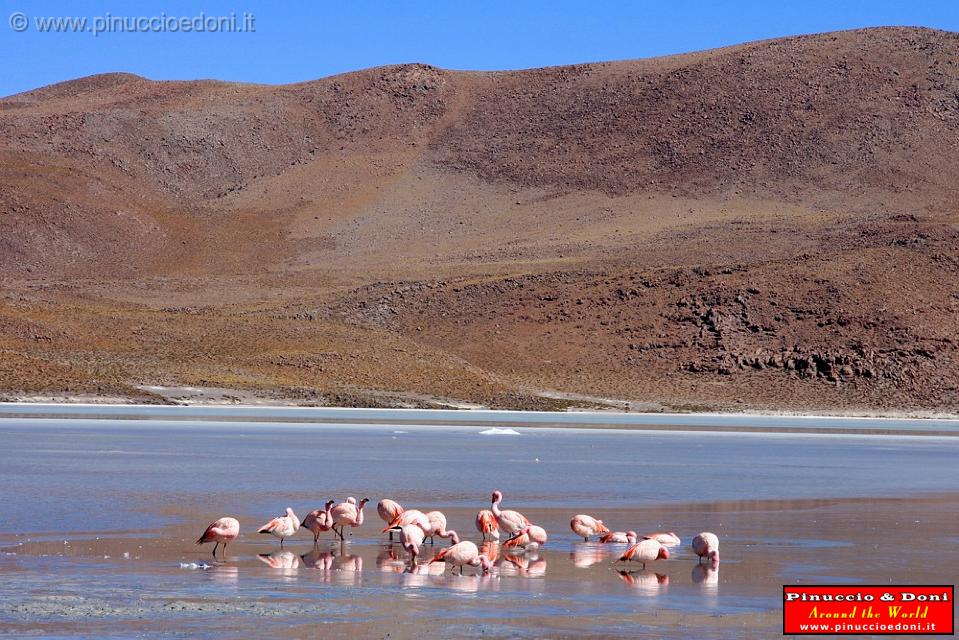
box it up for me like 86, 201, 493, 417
479, 428, 521, 435
179, 562, 211, 570
393, 430, 408, 434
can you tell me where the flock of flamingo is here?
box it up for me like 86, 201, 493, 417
196, 490, 720, 576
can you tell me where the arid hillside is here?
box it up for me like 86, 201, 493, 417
1, 27, 957, 412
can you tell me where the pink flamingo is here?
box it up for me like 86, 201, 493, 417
377, 499, 404, 541
570, 514, 610, 541
257, 508, 300, 547
490, 490, 531, 539
600, 530, 638, 544
430, 541, 493, 575
425, 510, 459, 544
382, 509, 431, 535
691, 532, 720, 564
301, 500, 336, 543
399, 523, 427, 567
330, 497, 369, 540
618, 538, 670, 569
644, 531, 682, 546
503, 525, 548, 551
196, 516, 239, 557
475, 509, 500, 541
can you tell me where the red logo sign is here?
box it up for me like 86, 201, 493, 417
783, 585, 954, 635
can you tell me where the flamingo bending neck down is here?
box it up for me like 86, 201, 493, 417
330, 497, 370, 540
490, 490, 531, 540
503, 525, 548, 551
196, 517, 240, 557
399, 523, 426, 568
257, 508, 300, 547
430, 541, 492, 575
570, 514, 610, 541
302, 500, 336, 543
644, 531, 682, 547
600, 530, 638, 544
425, 510, 459, 544
691, 532, 720, 564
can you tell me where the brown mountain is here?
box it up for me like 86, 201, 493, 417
1, 27, 957, 412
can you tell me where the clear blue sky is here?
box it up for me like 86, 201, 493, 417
2, 1, 957, 97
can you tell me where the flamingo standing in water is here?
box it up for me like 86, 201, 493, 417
618, 538, 670, 569
430, 541, 493, 575
475, 509, 500, 541
691, 532, 720, 564
490, 490, 531, 540
425, 510, 459, 544
398, 523, 427, 567
382, 509, 431, 536
503, 525, 548, 551
301, 500, 336, 543
644, 531, 682, 546
257, 508, 300, 547
600, 530, 638, 544
330, 497, 369, 540
377, 499, 404, 541
196, 517, 239, 557
570, 514, 610, 541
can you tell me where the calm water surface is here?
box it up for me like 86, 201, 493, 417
1, 416, 957, 638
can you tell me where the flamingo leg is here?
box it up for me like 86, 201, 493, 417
211, 542, 219, 556
280, 538, 285, 548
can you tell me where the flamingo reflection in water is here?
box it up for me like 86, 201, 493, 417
618, 569, 669, 595
257, 550, 300, 570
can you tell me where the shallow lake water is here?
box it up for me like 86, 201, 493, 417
1, 414, 957, 638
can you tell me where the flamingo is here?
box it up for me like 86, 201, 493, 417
330, 497, 369, 540
503, 525, 548, 551
570, 514, 610, 541
195, 516, 239, 557
430, 540, 492, 575
257, 508, 300, 547
301, 500, 336, 543
425, 510, 459, 544
377, 499, 404, 540
382, 509, 431, 536
398, 523, 426, 567
600, 530, 638, 544
618, 538, 670, 569
475, 509, 500, 541
644, 531, 682, 546
691, 532, 720, 564
490, 490, 531, 539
